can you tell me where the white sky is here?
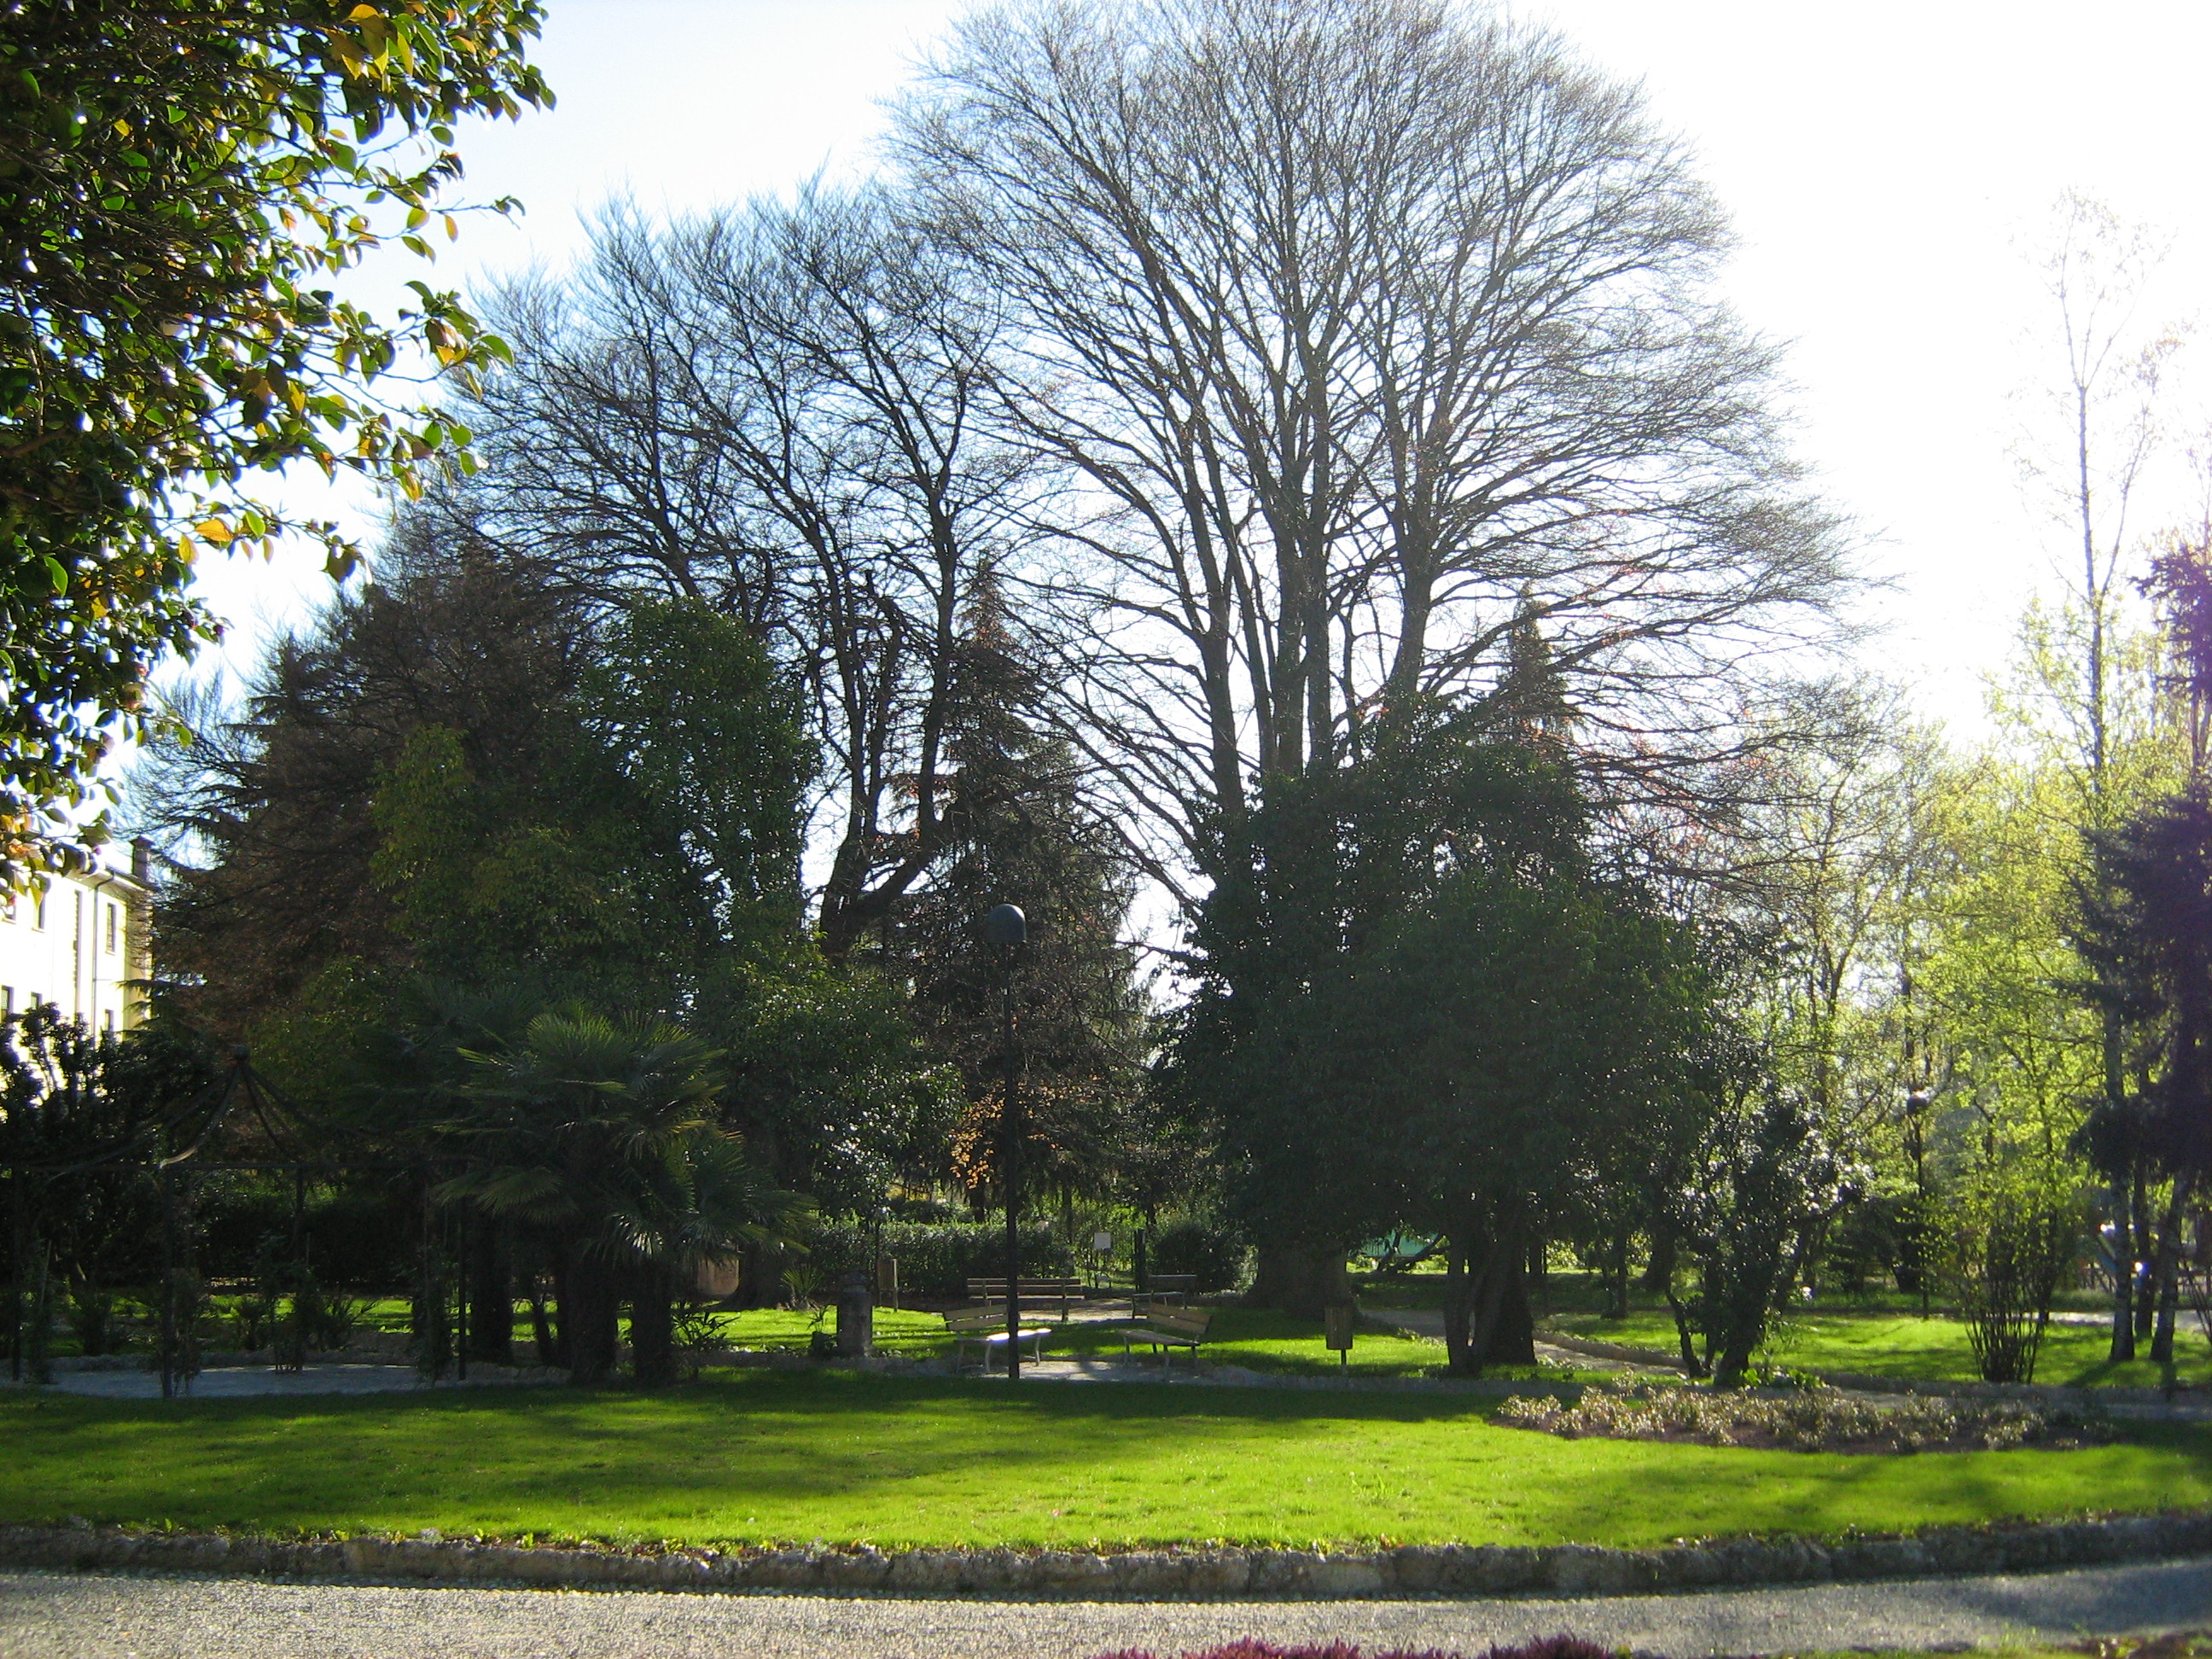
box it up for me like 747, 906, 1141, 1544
187, 0, 2212, 740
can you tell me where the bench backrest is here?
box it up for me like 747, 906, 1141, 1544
965, 1278, 1083, 1296
1146, 1307, 1213, 1340
1145, 1273, 1199, 1292
944, 1306, 1026, 1333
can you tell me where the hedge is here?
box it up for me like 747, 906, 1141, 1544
806, 1221, 1077, 1300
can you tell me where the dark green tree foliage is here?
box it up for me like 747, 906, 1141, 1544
892, 586, 1145, 1209
0, 1, 550, 872
584, 601, 812, 963
2075, 792, 2212, 1196
1, 1008, 222, 1368
154, 527, 581, 1042
439, 1009, 805, 1386
716, 958, 954, 1223
1169, 706, 1714, 1369
1663, 1085, 1855, 1387
150, 532, 943, 1357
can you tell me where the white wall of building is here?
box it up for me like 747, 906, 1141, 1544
0, 861, 150, 1034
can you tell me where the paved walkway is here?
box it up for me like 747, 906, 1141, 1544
12, 1365, 564, 1400
4, 1557, 2209, 1657
1360, 1307, 1635, 1373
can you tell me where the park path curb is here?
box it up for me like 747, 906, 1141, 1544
4, 1512, 2212, 1601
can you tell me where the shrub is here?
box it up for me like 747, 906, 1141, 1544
1150, 1218, 1249, 1292
1945, 1178, 2085, 1383
1496, 1381, 2110, 1453
806, 1221, 1074, 1299
65, 1280, 116, 1356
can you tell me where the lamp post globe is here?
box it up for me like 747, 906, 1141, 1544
984, 904, 1027, 946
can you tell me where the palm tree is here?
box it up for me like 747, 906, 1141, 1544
441, 1009, 806, 1384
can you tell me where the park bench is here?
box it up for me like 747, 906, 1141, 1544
943, 1303, 1053, 1371
1134, 1273, 1197, 1313
964, 1277, 1086, 1319
1111, 1305, 1214, 1370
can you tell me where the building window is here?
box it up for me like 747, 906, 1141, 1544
2, 987, 12, 1017
106, 902, 117, 953
102, 1010, 115, 1034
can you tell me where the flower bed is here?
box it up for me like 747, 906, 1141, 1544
1495, 1383, 2112, 1453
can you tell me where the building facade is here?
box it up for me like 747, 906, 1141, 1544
0, 841, 153, 1033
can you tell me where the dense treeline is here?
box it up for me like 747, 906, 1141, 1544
9, 0, 2211, 1393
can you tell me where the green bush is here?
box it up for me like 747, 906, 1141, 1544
1150, 1219, 1249, 1292
806, 1221, 1074, 1299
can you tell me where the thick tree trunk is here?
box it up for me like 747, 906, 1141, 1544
565, 1253, 620, 1386
1483, 1247, 1536, 1367
1441, 1200, 1535, 1376
1245, 1242, 1353, 1319
1640, 1226, 1678, 1295
631, 1263, 676, 1388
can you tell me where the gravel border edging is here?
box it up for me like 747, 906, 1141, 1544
4, 1512, 2211, 1600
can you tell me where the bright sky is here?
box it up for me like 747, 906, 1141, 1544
188, 0, 2212, 739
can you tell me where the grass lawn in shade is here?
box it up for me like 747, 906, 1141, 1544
4, 1369, 2210, 1551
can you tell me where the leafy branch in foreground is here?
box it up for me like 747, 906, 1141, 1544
0, 1, 551, 871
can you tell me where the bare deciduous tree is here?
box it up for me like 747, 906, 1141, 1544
444, 189, 1033, 957
895, 0, 1849, 1309
896, 0, 1850, 912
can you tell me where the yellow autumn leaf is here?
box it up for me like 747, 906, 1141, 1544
195, 518, 233, 544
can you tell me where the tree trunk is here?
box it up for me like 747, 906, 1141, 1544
1481, 1247, 1536, 1368
466, 1218, 512, 1365
1441, 1200, 1534, 1377
546, 1246, 572, 1370
1244, 1242, 1353, 1319
565, 1252, 620, 1386
2109, 1163, 2137, 1361
1441, 1232, 1471, 1373
2151, 1179, 2191, 1365
631, 1262, 676, 1388
1605, 1228, 1630, 1318
2136, 1172, 2156, 1340
1640, 1226, 1678, 1295
529, 1279, 558, 1368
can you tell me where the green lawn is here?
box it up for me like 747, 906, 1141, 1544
5, 1370, 2209, 1551
1546, 1307, 2212, 1389
1042, 1306, 1596, 1382
708, 1302, 1600, 1383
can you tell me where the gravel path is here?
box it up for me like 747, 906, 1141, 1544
4, 1558, 2209, 1659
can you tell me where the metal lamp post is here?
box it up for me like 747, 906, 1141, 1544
984, 903, 1027, 1377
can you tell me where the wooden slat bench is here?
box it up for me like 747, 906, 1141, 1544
942, 1305, 1053, 1371
1111, 1306, 1214, 1370
964, 1278, 1086, 1319
1135, 1273, 1198, 1313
